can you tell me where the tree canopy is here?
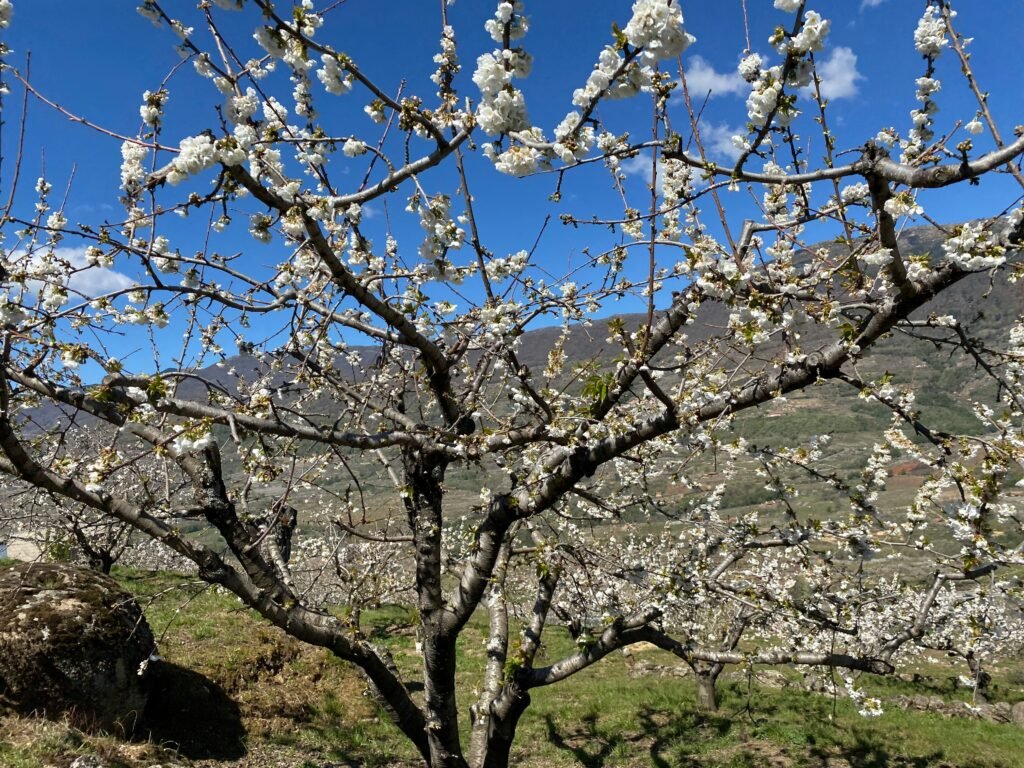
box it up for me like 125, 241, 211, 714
0, 2, 1023, 767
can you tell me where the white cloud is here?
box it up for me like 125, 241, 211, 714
620, 153, 677, 197
22, 247, 135, 300
63, 248, 136, 297
621, 124, 743, 184
860, 0, 887, 8
815, 47, 864, 100
683, 55, 746, 98
620, 153, 656, 185
700, 123, 745, 162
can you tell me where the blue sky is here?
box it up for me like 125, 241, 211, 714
1, 1, 1022, 373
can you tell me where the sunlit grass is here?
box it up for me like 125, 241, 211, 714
1, 567, 1022, 767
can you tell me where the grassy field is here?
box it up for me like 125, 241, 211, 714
1, 566, 1023, 768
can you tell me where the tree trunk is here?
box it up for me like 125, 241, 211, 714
695, 667, 722, 712
471, 687, 530, 768
421, 628, 468, 768
404, 449, 468, 767
966, 652, 992, 703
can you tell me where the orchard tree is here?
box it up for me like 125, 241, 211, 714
1, 1, 1023, 766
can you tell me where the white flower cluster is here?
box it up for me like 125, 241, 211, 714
742, 9, 832, 131
774, 10, 830, 55
552, 111, 595, 163
477, 87, 530, 135
746, 67, 786, 127
475, 0, 694, 176
119, 140, 145, 194
342, 138, 367, 157
484, 140, 541, 177
915, 76, 941, 100
914, 5, 948, 56
942, 222, 1007, 271
729, 305, 776, 346
136, 1, 160, 26
902, 7, 950, 161
883, 191, 923, 218
149, 235, 179, 273
45, 210, 66, 232
227, 88, 260, 124
479, 300, 522, 343
167, 134, 216, 184
905, 76, 941, 159
473, 2, 534, 140
169, 428, 216, 456
622, 0, 694, 64
253, 25, 286, 58
860, 248, 893, 267
119, 302, 169, 328
81, 449, 121, 493
430, 25, 459, 97
659, 158, 693, 238
572, 45, 648, 108
317, 53, 352, 96
485, 1, 527, 43
839, 182, 870, 205
842, 676, 883, 718
166, 133, 246, 185
738, 52, 762, 82
0, 0, 12, 29
484, 249, 529, 282
139, 88, 168, 127
473, 51, 515, 97
412, 193, 465, 263
0, 293, 25, 326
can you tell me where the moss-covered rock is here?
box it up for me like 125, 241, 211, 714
0, 562, 154, 733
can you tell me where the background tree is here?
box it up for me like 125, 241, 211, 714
1, 1, 1023, 767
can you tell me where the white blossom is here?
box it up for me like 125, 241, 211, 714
786, 10, 830, 54
477, 88, 530, 135
317, 53, 352, 95
167, 134, 217, 184
472, 52, 511, 98
883, 192, 923, 218
623, 0, 694, 63
738, 52, 762, 82
914, 6, 948, 57
342, 138, 367, 157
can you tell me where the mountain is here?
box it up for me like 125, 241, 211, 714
10, 224, 1022, 520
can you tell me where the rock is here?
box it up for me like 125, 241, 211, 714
625, 658, 689, 679
0, 562, 155, 733
756, 670, 792, 689
890, 694, 1017, 724
69, 757, 108, 768
802, 672, 833, 693
986, 702, 1011, 723
1012, 701, 1024, 728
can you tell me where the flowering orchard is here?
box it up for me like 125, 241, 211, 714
1, 0, 1024, 766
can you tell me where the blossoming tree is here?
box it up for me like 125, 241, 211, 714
1, 0, 1023, 766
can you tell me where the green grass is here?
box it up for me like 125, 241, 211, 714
2, 567, 1023, 767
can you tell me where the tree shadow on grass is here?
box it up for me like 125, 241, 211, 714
542, 711, 623, 767
640, 706, 736, 768
809, 735, 949, 768
542, 706, 735, 768
139, 661, 246, 760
